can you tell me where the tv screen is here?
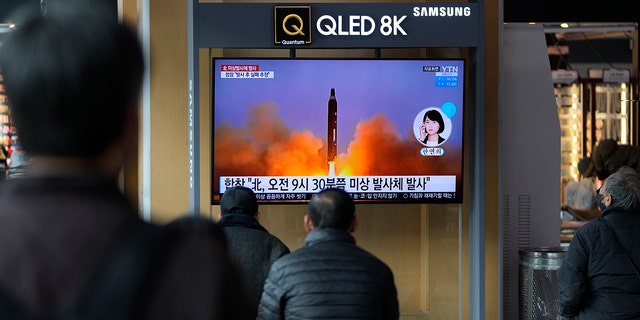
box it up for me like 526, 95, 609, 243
212, 58, 465, 204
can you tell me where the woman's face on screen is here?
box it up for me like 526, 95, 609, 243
424, 116, 440, 135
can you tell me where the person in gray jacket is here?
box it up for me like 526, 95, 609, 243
217, 186, 290, 305
559, 166, 640, 319
257, 187, 399, 320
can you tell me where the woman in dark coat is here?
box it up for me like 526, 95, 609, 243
558, 166, 640, 319
579, 139, 640, 181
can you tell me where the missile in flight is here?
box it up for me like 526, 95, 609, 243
327, 88, 337, 163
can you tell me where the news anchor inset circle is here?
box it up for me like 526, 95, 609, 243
413, 106, 453, 147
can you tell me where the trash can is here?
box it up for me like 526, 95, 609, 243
519, 247, 567, 320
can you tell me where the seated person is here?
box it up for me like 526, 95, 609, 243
561, 178, 599, 221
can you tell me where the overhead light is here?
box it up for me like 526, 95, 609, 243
544, 22, 637, 34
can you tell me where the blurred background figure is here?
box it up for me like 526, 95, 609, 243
561, 178, 599, 221
573, 139, 640, 220
0, 1, 255, 319
0, 143, 7, 180
0, 137, 31, 179
579, 138, 640, 186
5, 148, 30, 179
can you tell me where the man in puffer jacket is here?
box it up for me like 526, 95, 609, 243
257, 188, 399, 320
558, 166, 640, 319
579, 139, 640, 181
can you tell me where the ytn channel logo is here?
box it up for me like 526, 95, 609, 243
422, 66, 459, 73
274, 6, 312, 45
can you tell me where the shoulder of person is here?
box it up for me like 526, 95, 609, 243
574, 215, 607, 236
271, 236, 291, 254
142, 215, 257, 319
597, 139, 619, 158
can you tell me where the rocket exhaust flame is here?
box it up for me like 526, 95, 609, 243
213, 103, 461, 191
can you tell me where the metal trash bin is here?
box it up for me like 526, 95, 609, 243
519, 247, 567, 320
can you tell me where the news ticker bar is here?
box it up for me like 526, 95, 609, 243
220, 175, 456, 194
250, 191, 457, 202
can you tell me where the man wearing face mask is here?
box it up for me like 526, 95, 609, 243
559, 166, 640, 319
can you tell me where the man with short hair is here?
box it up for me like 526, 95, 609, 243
0, 2, 254, 319
218, 186, 290, 304
257, 188, 399, 320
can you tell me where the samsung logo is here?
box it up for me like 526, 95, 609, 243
412, 6, 472, 17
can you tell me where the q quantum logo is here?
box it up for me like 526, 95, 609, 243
274, 6, 311, 45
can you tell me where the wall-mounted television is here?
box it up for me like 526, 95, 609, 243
212, 58, 465, 204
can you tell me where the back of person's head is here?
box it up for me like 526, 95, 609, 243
220, 186, 259, 216
580, 139, 622, 180
166, 215, 230, 251
603, 166, 640, 213
578, 157, 594, 178
0, 0, 144, 157
307, 188, 355, 230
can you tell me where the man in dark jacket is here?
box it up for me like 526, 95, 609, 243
217, 186, 290, 304
257, 188, 399, 320
0, 2, 255, 319
558, 166, 640, 319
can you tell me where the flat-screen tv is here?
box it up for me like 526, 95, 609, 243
212, 58, 465, 204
